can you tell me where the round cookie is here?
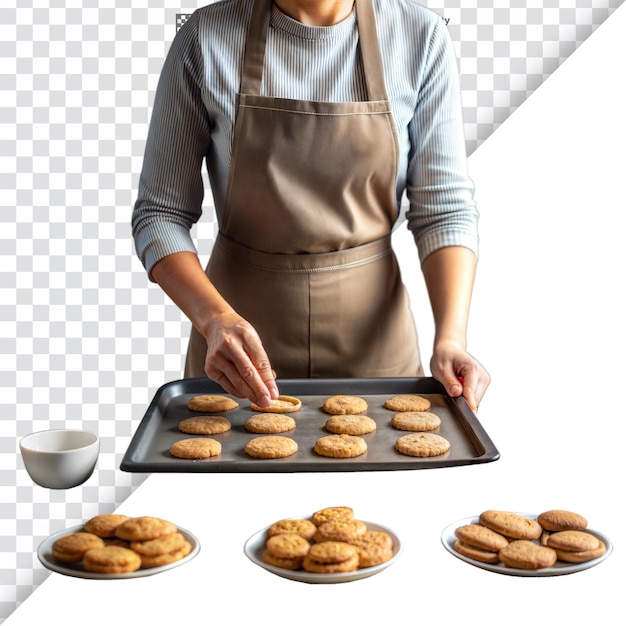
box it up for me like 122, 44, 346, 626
478, 511, 543, 541
262, 550, 303, 571
313, 434, 367, 458
178, 416, 231, 435
187, 394, 239, 412
302, 552, 359, 573
314, 518, 367, 543
391, 411, 441, 432
169, 437, 222, 460
267, 518, 317, 541
52, 532, 105, 563
545, 530, 600, 553
395, 432, 450, 457
130, 531, 187, 557
82, 545, 142, 574
244, 414, 296, 434
114, 516, 177, 542
321, 395, 368, 415
324, 414, 377, 435
244, 435, 298, 459
311, 506, 354, 527
350, 531, 394, 567
307, 541, 358, 564
453, 539, 501, 564
384, 394, 431, 412
499, 540, 558, 570
250, 395, 302, 413
454, 524, 509, 552
537, 509, 588, 532
139, 540, 192, 568
265, 533, 311, 559
84, 514, 130, 538
554, 541, 606, 564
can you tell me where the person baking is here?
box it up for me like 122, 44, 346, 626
132, 0, 490, 411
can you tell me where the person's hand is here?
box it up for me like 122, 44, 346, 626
429, 340, 490, 412
202, 310, 279, 408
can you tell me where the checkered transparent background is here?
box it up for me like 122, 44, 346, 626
0, 0, 623, 621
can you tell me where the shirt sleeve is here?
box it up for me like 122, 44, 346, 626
404, 20, 479, 263
132, 12, 212, 280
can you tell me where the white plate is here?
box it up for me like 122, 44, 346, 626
441, 514, 613, 577
244, 519, 402, 583
38, 524, 200, 580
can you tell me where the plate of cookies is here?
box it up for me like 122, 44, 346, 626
38, 514, 200, 579
244, 506, 402, 583
441, 509, 612, 577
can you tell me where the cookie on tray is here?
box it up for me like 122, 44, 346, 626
265, 533, 311, 560
324, 414, 377, 435
114, 516, 177, 542
314, 518, 367, 543
52, 532, 105, 563
311, 506, 354, 527
453, 539, 501, 564
84, 514, 130, 538
384, 394, 431, 412
478, 511, 542, 541
267, 518, 317, 541
138, 540, 192, 568
250, 395, 302, 413
82, 545, 142, 574
262, 551, 304, 571
391, 411, 441, 432
302, 551, 359, 573
178, 416, 231, 435
187, 394, 239, 413
313, 434, 367, 458
545, 530, 600, 553
454, 523, 509, 552
244, 435, 298, 459
553, 541, 607, 564
499, 540, 557, 570
321, 395, 368, 415
350, 530, 394, 567
130, 531, 187, 557
169, 437, 222, 460
537, 509, 588, 532
244, 413, 296, 434
395, 432, 450, 457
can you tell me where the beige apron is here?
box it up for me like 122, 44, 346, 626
185, 0, 422, 379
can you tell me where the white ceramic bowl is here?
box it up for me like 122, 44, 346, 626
19, 429, 99, 489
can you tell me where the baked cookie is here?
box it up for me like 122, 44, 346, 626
265, 533, 311, 560
178, 416, 231, 435
314, 518, 367, 543
244, 435, 298, 459
130, 531, 187, 557
545, 530, 600, 553
52, 532, 105, 563
313, 434, 367, 458
302, 552, 359, 573
244, 413, 296, 434
82, 545, 142, 574
395, 432, 450, 457
478, 511, 543, 541
250, 395, 302, 413
499, 540, 557, 570
311, 506, 354, 527
454, 524, 509, 552
307, 541, 358, 564
453, 539, 501, 564
384, 394, 431, 412
262, 550, 304, 571
350, 531, 394, 567
391, 411, 441, 432
169, 437, 222, 460
537, 510, 588, 532
84, 514, 130, 538
321, 395, 368, 415
324, 414, 377, 435
114, 516, 177, 542
553, 541, 606, 564
267, 518, 317, 541
139, 540, 192, 568
187, 394, 239, 413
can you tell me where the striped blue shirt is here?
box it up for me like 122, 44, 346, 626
133, 0, 478, 278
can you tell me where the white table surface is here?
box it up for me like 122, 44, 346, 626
6, 4, 625, 625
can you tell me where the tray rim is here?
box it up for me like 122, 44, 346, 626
120, 376, 499, 473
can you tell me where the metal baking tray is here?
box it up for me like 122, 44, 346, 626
120, 377, 499, 473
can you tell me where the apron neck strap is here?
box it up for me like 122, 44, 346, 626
240, 0, 389, 102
